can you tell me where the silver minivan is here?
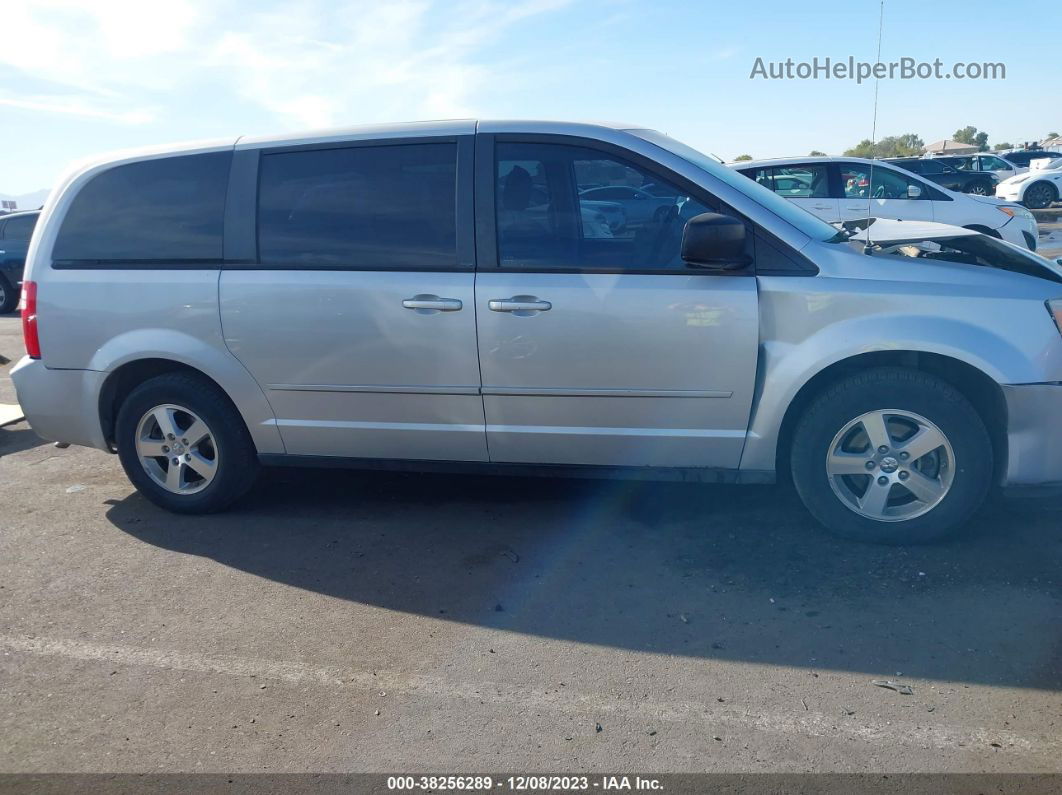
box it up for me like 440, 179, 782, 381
12, 120, 1062, 543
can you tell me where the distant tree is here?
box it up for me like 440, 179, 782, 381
808, 150, 827, 156
1048, 132, 1059, 138
954, 125, 990, 151
843, 134, 924, 158
993, 142, 1013, 151
889, 134, 926, 156
733, 154, 753, 161
843, 139, 876, 157
843, 139, 877, 157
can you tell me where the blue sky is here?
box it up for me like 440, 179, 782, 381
1, 0, 1057, 195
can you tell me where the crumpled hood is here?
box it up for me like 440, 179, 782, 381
844, 218, 976, 244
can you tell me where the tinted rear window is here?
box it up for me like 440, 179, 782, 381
2, 214, 37, 240
257, 142, 457, 268
54, 152, 231, 262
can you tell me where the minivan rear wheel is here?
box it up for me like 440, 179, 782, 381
116, 372, 259, 513
790, 368, 992, 544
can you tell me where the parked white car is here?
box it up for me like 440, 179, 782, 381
735, 156, 1040, 251
996, 158, 1062, 210
933, 153, 1026, 182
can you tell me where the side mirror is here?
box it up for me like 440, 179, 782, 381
907, 184, 923, 199
681, 213, 751, 270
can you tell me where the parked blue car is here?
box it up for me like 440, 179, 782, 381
0, 210, 40, 313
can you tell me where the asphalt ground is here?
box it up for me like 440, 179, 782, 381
1, 308, 1060, 775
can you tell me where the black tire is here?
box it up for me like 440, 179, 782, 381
0, 275, 17, 314
1022, 181, 1057, 210
116, 372, 259, 513
790, 368, 992, 544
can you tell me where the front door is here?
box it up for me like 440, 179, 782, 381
221, 136, 487, 461
473, 138, 759, 468
835, 161, 936, 224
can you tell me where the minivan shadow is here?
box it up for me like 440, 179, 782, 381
105, 467, 1062, 689
0, 424, 48, 457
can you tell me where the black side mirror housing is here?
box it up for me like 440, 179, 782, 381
680, 212, 751, 270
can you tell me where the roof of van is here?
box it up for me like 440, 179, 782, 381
53, 120, 653, 177
235, 119, 648, 148
732, 156, 904, 168
730, 156, 879, 168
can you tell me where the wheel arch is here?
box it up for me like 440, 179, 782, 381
97, 355, 284, 455
962, 224, 1002, 238
771, 351, 1007, 486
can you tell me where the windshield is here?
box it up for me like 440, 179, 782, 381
630, 129, 842, 242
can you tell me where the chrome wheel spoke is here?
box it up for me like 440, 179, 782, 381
152, 407, 179, 439
185, 451, 217, 482
900, 468, 945, 504
165, 460, 185, 492
896, 425, 946, 462
857, 480, 892, 518
183, 419, 210, 447
860, 412, 893, 451
827, 451, 871, 476
137, 439, 169, 457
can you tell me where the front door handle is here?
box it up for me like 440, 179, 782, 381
402, 294, 463, 314
488, 296, 552, 315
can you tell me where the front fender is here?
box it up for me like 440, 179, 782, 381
740, 313, 1043, 473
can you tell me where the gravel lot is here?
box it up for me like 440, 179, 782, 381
1, 312, 1060, 773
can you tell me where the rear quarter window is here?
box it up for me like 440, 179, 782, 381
53, 151, 232, 262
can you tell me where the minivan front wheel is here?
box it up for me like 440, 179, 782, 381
116, 372, 259, 513
791, 368, 992, 544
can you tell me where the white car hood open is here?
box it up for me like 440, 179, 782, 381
844, 218, 977, 244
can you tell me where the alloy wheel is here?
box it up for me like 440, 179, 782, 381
1025, 183, 1055, 209
135, 404, 219, 495
826, 409, 955, 522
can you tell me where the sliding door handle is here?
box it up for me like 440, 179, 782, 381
488, 296, 552, 315
402, 295, 463, 313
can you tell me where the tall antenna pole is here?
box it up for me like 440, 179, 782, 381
865, 0, 885, 253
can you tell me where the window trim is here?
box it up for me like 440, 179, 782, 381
224, 134, 475, 272
476, 133, 815, 276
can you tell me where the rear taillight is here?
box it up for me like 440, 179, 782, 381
21, 281, 40, 359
